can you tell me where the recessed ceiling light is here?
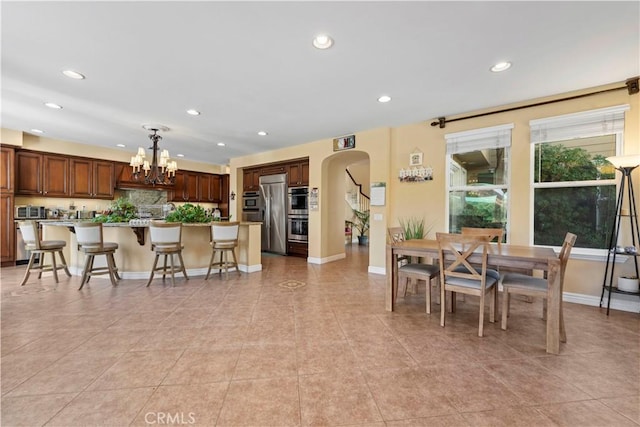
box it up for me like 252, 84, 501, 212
258, 131, 268, 136
116, 144, 126, 148
490, 61, 512, 72
44, 102, 62, 109
217, 142, 226, 147
62, 70, 85, 80
377, 95, 392, 103
186, 109, 201, 116
177, 154, 185, 157
30, 129, 44, 134
312, 34, 334, 49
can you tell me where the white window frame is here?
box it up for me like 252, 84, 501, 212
529, 104, 629, 259
445, 123, 513, 240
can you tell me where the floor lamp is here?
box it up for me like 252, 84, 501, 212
600, 154, 640, 315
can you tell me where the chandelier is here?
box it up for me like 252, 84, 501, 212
130, 126, 178, 185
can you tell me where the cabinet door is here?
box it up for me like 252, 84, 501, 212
219, 174, 229, 218
42, 154, 69, 197
15, 151, 43, 195
0, 193, 14, 264
300, 162, 310, 185
168, 171, 186, 202
261, 165, 286, 176
198, 174, 212, 202
210, 174, 221, 202
93, 160, 114, 199
243, 169, 255, 191
184, 172, 199, 201
69, 158, 92, 198
0, 146, 14, 193
287, 161, 309, 187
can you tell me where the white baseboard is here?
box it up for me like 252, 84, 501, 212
564, 291, 640, 313
368, 266, 385, 275
308, 253, 346, 264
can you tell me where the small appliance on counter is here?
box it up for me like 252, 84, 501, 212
15, 206, 47, 220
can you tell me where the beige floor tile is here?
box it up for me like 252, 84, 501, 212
131, 327, 201, 351
385, 414, 471, 426
70, 328, 151, 354
297, 340, 359, 375
537, 399, 639, 426
216, 377, 300, 426
1, 393, 77, 426
460, 406, 556, 427
234, 342, 298, 380
0, 353, 61, 395
188, 324, 250, 348
7, 352, 121, 396
88, 350, 183, 390
163, 347, 241, 385
45, 387, 155, 426
299, 371, 382, 426
600, 395, 640, 424
130, 383, 229, 426
363, 368, 456, 420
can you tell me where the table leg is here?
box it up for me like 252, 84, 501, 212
385, 246, 398, 311
546, 258, 561, 354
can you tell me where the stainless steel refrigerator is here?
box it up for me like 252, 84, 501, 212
259, 174, 287, 255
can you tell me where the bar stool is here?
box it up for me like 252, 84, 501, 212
18, 220, 71, 286
206, 221, 240, 280
147, 221, 189, 287
74, 222, 120, 290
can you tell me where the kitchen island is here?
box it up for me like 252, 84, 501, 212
41, 221, 262, 279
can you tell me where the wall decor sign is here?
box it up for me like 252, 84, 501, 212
399, 166, 433, 182
409, 152, 423, 166
309, 187, 319, 210
333, 135, 356, 151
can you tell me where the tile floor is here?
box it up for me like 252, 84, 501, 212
1, 245, 638, 426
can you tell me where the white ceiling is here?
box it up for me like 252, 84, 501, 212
2, 1, 638, 166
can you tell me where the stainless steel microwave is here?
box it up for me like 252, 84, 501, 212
15, 206, 47, 220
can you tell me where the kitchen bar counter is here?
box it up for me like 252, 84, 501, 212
42, 221, 262, 279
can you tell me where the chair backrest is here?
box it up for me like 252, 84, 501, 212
18, 221, 40, 249
149, 221, 182, 245
211, 221, 239, 243
461, 227, 504, 245
558, 232, 577, 288
74, 222, 104, 246
387, 227, 405, 244
436, 232, 491, 288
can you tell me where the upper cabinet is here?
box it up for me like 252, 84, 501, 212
0, 146, 14, 193
198, 173, 222, 203
288, 161, 309, 187
169, 171, 226, 203
243, 168, 261, 191
16, 151, 69, 197
69, 158, 114, 199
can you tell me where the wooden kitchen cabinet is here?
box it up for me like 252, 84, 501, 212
288, 160, 309, 187
198, 173, 222, 203
243, 168, 261, 191
16, 151, 69, 197
0, 193, 14, 265
287, 241, 308, 258
184, 171, 199, 201
1, 146, 15, 193
69, 157, 114, 199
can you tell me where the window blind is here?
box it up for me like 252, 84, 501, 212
445, 123, 513, 155
529, 104, 629, 144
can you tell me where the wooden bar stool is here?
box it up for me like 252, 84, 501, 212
206, 221, 240, 280
18, 220, 71, 286
74, 222, 120, 290
147, 221, 189, 287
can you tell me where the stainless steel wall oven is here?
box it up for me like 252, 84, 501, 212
288, 215, 308, 242
288, 187, 309, 215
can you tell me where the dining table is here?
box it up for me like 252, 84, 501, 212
386, 239, 562, 354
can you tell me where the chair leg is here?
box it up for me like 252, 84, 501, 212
105, 253, 119, 287
178, 251, 189, 280
51, 251, 60, 283
58, 250, 72, 277
205, 249, 216, 280
111, 254, 121, 280
20, 252, 37, 286
169, 253, 176, 286
478, 293, 485, 337
440, 285, 446, 327
162, 255, 168, 280
223, 250, 229, 280
542, 298, 547, 321
37, 252, 44, 279
425, 278, 432, 314
489, 286, 496, 323
218, 251, 224, 277
87, 256, 95, 283
501, 289, 509, 330
560, 301, 567, 343
147, 254, 160, 287
79, 254, 93, 290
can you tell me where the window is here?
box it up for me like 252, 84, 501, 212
530, 105, 628, 251
446, 124, 512, 239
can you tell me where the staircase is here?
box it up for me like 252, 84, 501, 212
345, 169, 370, 213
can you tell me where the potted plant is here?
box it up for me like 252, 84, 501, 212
399, 216, 431, 240
352, 208, 370, 245
93, 197, 138, 223
165, 203, 212, 223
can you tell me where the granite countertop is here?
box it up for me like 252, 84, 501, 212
42, 220, 262, 227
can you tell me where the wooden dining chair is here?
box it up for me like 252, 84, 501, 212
501, 232, 577, 342
436, 232, 499, 337
388, 227, 440, 313
147, 221, 189, 287
18, 220, 71, 286
461, 227, 504, 245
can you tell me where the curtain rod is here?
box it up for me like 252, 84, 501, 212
430, 77, 639, 129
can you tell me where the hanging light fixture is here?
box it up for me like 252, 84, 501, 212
130, 125, 178, 185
